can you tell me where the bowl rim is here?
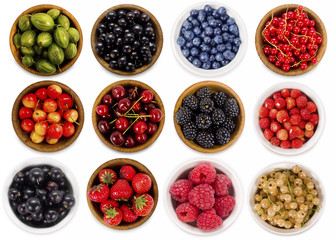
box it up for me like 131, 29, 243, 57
165, 158, 243, 236
90, 4, 163, 76
9, 4, 83, 76
255, 4, 327, 76
11, 80, 85, 152
171, 1, 248, 77
248, 161, 324, 235
91, 79, 165, 153
254, 82, 325, 155
3, 157, 79, 234
86, 158, 159, 230
173, 80, 245, 153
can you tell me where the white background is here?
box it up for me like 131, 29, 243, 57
0, 0, 333, 239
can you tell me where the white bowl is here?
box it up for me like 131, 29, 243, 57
171, 1, 247, 77
3, 157, 79, 234
165, 159, 242, 235
254, 82, 325, 155
249, 162, 324, 235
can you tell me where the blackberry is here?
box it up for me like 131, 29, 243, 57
195, 113, 212, 129
215, 127, 231, 145
195, 87, 211, 99
211, 108, 226, 126
199, 97, 214, 113
224, 98, 240, 118
182, 121, 198, 140
196, 131, 215, 148
176, 107, 193, 125
222, 118, 236, 133
212, 91, 227, 108
182, 95, 199, 111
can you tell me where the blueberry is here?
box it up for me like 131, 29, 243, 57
177, 36, 186, 46
232, 46, 239, 53
214, 35, 223, 44
214, 27, 222, 35
207, 16, 215, 22
222, 32, 230, 42
215, 53, 224, 61
225, 42, 232, 50
183, 31, 194, 40
220, 14, 229, 22
192, 58, 202, 67
181, 28, 187, 35
201, 22, 209, 29
204, 27, 213, 36
212, 10, 220, 19
233, 38, 241, 46
221, 59, 230, 66
227, 17, 235, 25
217, 7, 227, 16
209, 54, 215, 62
190, 9, 199, 17
223, 50, 236, 61
185, 41, 193, 48
212, 61, 221, 69
210, 39, 216, 47
204, 5, 213, 14
191, 18, 200, 27
199, 52, 209, 62
221, 24, 229, 32
182, 49, 190, 57
216, 44, 226, 52
202, 61, 211, 69
193, 27, 202, 35
192, 37, 201, 46
182, 20, 192, 30
187, 16, 193, 22
200, 32, 206, 39
201, 44, 211, 52
203, 36, 211, 44
187, 56, 194, 62
208, 19, 218, 27
197, 14, 206, 23
199, 10, 206, 17
210, 47, 217, 55
229, 34, 235, 42
229, 24, 239, 36
190, 47, 199, 56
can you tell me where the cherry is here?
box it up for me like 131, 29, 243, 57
115, 117, 129, 131
22, 93, 37, 109
135, 133, 147, 143
140, 90, 153, 103
63, 109, 79, 123
47, 112, 62, 123
112, 85, 126, 100
131, 100, 142, 112
147, 122, 157, 135
48, 124, 63, 139
35, 88, 48, 101
98, 120, 111, 134
63, 122, 75, 137
47, 85, 62, 99
96, 105, 109, 117
133, 121, 147, 134
110, 130, 125, 146
102, 94, 113, 106
32, 109, 47, 122
19, 107, 33, 120
125, 135, 136, 148
57, 94, 73, 110
149, 108, 162, 123
21, 119, 35, 132
118, 98, 131, 113
143, 103, 156, 111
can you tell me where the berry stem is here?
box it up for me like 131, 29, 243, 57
122, 116, 139, 135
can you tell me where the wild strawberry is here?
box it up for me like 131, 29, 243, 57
270, 136, 280, 146
309, 114, 319, 125
283, 122, 292, 131
132, 193, 154, 216
298, 120, 307, 129
290, 89, 302, 99
290, 114, 301, 125
273, 92, 282, 99
263, 129, 274, 141
277, 129, 288, 141
289, 126, 301, 140
99, 169, 117, 186
100, 199, 119, 213
110, 179, 134, 201
259, 118, 270, 129
281, 88, 290, 98
291, 139, 304, 149
132, 173, 152, 194
88, 184, 109, 203
119, 165, 136, 181
305, 130, 314, 138
289, 107, 300, 115
285, 97, 296, 110
259, 106, 269, 118
269, 109, 278, 119
264, 98, 275, 110
306, 101, 317, 113
300, 108, 311, 120
275, 97, 286, 109
120, 204, 139, 223
280, 140, 291, 149
277, 110, 289, 123
296, 96, 308, 108
103, 207, 123, 226
270, 121, 281, 133
305, 122, 314, 131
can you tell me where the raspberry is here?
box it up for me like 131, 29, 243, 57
264, 98, 275, 110
269, 109, 278, 119
306, 101, 317, 113
281, 88, 290, 98
290, 89, 302, 99
270, 136, 280, 146
292, 139, 304, 149
169, 179, 193, 202
196, 209, 223, 231
270, 122, 281, 133
276, 110, 289, 123
211, 174, 232, 196
259, 118, 270, 129
259, 106, 269, 118
263, 129, 274, 141
213, 195, 235, 217
175, 202, 200, 222
289, 107, 300, 115
280, 140, 291, 149
296, 96, 308, 108
290, 114, 301, 125
277, 129, 288, 141
275, 97, 286, 109
285, 97, 296, 110
188, 184, 215, 210
188, 162, 216, 185
309, 114, 319, 125
300, 108, 311, 120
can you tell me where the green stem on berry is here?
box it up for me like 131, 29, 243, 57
124, 96, 144, 116
123, 116, 139, 135
109, 118, 117, 125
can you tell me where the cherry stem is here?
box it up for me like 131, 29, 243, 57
124, 96, 144, 116
109, 119, 117, 125
122, 116, 139, 135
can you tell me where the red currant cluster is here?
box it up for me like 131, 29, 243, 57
262, 6, 323, 72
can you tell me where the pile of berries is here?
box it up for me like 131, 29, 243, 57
258, 88, 319, 149
262, 6, 323, 72
19, 84, 79, 145
177, 5, 241, 70
88, 165, 154, 226
169, 162, 235, 232
176, 87, 239, 149
94, 8, 157, 72
96, 84, 163, 148
8, 164, 75, 228
254, 165, 320, 229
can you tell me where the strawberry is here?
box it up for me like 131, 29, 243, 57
132, 193, 154, 216
132, 173, 152, 194
120, 204, 139, 223
103, 207, 123, 226
88, 184, 109, 202
99, 169, 117, 186
110, 179, 134, 201
100, 199, 119, 213
120, 165, 136, 181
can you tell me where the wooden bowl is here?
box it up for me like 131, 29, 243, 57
92, 80, 165, 152
255, 4, 327, 76
86, 158, 159, 230
91, 4, 163, 75
9, 4, 83, 76
12, 80, 84, 152
174, 81, 245, 153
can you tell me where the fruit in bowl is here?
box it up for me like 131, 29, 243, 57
258, 88, 319, 149
93, 80, 165, 152
168, 161, 235, 232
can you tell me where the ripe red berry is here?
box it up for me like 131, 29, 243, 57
259, 118, 270, 129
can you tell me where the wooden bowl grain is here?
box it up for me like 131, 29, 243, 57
92, 80, 165, 152
12, 80, 84, 152
86, 158, 159, 230
9, 4, 83, 76
174, 81, 245, 153
91, 4, 163, 75
255, 4, 327, 76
